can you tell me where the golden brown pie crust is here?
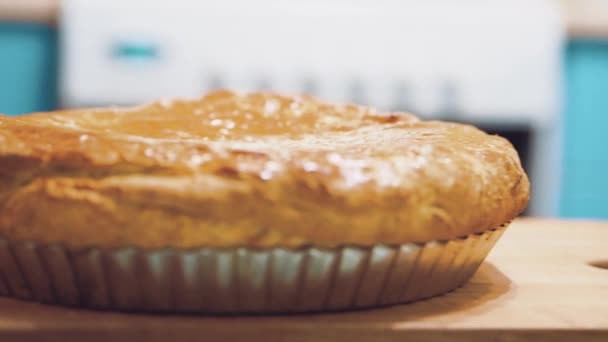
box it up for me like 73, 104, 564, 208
0, 91, 529, 248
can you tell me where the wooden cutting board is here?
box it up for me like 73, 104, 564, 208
0, 218, 606, 342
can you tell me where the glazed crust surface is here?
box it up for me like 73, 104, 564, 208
0, 91, 529, 248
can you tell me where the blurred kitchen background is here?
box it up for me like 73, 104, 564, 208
0, 0, 606, 219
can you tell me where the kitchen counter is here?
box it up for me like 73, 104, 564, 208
560, 0, 608, 38
1, 0, 608, 38
0, 218, 606, 341
0, 0, 58, 24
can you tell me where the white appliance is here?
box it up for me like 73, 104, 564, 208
60, 0, 564, 216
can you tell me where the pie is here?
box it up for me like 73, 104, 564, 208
0, 90, 529, 249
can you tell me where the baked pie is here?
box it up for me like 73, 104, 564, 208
0, 91, 529, 313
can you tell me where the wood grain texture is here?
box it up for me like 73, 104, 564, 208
0, 218, 606, 341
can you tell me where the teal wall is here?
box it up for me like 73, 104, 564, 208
0, 23, 606, 218
561, 40, 608, 218
0, 23, 57, 115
